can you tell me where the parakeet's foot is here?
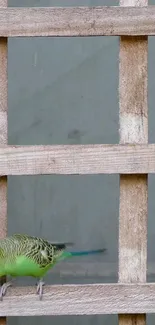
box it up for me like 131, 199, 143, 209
0, 282, 12, 301
36, 279, 45, 301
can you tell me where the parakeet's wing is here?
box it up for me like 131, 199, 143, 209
11, 234, 68, 260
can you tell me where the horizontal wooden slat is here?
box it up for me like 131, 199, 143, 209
0, 283, 155, 316
0, 144, 154, 175
0, 6, 155, 37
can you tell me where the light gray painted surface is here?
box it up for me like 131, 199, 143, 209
6, 0, 155, 323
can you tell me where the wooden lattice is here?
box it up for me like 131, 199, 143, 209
0, 2, 153, 325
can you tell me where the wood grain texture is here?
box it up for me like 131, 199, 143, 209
119, 1, 148, 325
0, 1, 7, 325
0, 144, 154, 175
0, 283, 155, 316
0, 6, 155, 37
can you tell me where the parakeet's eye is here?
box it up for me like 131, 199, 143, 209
40, 250, 48, 260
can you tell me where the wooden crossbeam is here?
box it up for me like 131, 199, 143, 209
0, 284, 155, 316
0, 144, 154, 175
0, 6, 155, 37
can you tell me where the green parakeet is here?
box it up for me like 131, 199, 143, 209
0, 234, 106, 300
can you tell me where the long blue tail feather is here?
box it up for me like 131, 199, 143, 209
69, 248, 106, 256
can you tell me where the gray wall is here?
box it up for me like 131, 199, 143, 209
6, 0, 155, 324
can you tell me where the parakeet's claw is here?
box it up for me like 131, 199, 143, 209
36, 279, 45, 301
0, 282, 12, 301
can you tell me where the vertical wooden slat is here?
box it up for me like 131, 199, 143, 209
0, 0, 7, 324
119, 1, 148, 325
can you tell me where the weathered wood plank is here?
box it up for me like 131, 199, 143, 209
119, 1, 148, 325
0, 1, 7, 325
0, 284, 155, 316
0, 6, 155, 37
0, 144, 154, 175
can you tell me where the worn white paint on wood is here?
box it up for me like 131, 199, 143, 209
0, 283, 155, 316
0, 7, 155, 37
0, 144, 154, 175
119, 1, 148, 325
120, 0, 147, 5
120, 114, 147, 144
